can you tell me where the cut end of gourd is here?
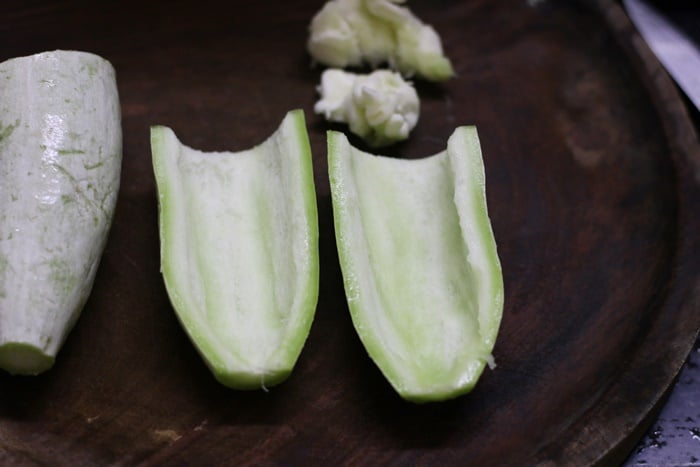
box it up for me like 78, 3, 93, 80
0, 343, 55, 375
396, 355, 492, 403
212, 365, 293, 391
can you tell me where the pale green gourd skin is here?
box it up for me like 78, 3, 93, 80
328, 128, 503, 402
151, 110, 319, 390
0, 51, 122, 375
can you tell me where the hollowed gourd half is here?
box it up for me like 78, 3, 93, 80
328, 127, 503, 402
150, 110, 319, 390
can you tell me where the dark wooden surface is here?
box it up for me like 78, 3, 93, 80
1, 0, 699, 465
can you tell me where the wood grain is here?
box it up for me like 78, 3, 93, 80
0, 0, 698, 465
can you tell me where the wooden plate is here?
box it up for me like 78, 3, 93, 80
1, 0, 699, 465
